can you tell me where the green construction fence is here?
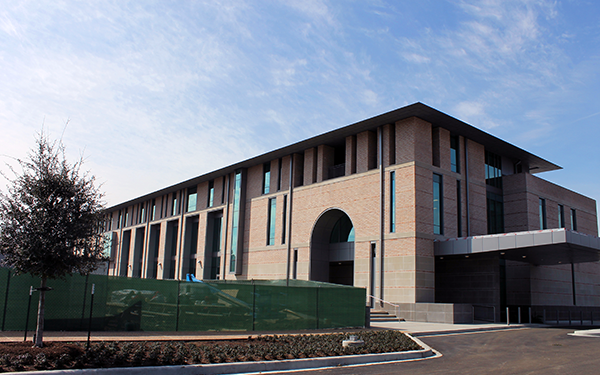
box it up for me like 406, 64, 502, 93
0, 268, 366, 332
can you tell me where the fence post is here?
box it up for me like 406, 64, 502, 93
24, 286, 33, 341
86, 284, 95, 350
518, 307, 521, 324
506, 307, 510, 326
529, 307, 532, 324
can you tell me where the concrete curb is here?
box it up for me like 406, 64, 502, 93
568, 329, 600, 338
11, 334, 436, 375
412, 324, 530, 337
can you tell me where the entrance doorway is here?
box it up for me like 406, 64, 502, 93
309, 209, 355, 285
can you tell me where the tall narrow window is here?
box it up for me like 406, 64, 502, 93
117, 210, 122, 229
230, 171, 242, 273
124, 208, 129, 227
433, 173, 443, 235
390, 171, 396, 233
457, 180, 462, 236
485, 151, 502, 188
267, 198, 277, 246
140, 204, 146, 224
281, 195, 287, 244
208, 180, 214, 207
450, 135, 460, 173
558, 204, 565, 228
487, 192, 504, 234
221, 177, 226, 204
151, 199, 156, 221
172, 193, 178, 216
571, 209, 578, 231
539, 198, 547, 230
263, 163, 271, 194
277, 158, 283, 191
187, 187, 197, 212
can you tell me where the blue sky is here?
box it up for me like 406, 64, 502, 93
1, 0, 599, 210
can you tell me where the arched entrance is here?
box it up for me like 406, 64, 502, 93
309, 209, 355, 286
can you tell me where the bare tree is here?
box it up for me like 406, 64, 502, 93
0, 132, 107, 347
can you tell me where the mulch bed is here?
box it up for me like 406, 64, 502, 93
0, 330, 421, 372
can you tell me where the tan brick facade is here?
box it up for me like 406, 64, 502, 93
104, 103, 600, 319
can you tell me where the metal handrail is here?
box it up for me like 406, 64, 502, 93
368, 295, 399, 308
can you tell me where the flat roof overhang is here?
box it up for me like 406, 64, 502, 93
435, 229, 600, 265
107, 102, 561, 211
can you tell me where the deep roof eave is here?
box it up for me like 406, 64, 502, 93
107, 102, 561, 210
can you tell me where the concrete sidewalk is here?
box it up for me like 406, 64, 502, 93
1, 320, 528, 343
373, 320, 530, 335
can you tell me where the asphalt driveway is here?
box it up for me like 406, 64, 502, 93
272, 326, 600, 374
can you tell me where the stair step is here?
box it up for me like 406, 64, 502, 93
369, 310, 404, 322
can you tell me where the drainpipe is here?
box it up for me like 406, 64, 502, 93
176, 190, 186, 280
286, 155, 295, 286
143, 200, 151, 278
222, 174, 231, 279
464, 137, 471, 236
378, 127, 385, 305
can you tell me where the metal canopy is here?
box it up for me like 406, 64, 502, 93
435, 229, 600, 266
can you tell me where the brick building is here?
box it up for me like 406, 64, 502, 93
103, 102, 600, 323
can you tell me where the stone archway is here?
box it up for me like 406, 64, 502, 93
309, 209, 355, 286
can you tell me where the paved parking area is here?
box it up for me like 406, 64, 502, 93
274, 327, 600, 374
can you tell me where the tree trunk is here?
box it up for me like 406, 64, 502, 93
34, 277, 46, 348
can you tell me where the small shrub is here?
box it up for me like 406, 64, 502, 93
0, 354, 11, 367
55, 353, 72, 369
161, 342, 175, 365
131, 343, 146, 365
34, 352, 49, 369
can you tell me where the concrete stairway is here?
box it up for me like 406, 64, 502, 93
370, 309, 403, 323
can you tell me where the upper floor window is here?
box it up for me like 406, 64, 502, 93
263, 163, 271, 194
433, 173, 443, 235
267, 198, 277, 246
139, 204, 146, 224
485, 151, 502, 189
558, 204, 565, 228
187, 187, 197, 212
151, 199, 157, 221
390, 171, 396, 233
277, 158, 283, 191
208, 180, 214, 208
450, 135, 460, 173
571, 209, 578, 231
487, 192, 504, 234
539, 198, 547, 230
172, 193, 178, 216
